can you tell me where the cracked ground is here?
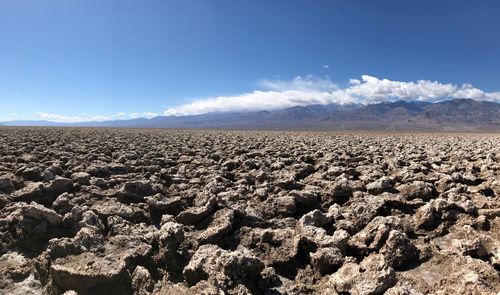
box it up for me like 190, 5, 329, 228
0, 127, 499, 294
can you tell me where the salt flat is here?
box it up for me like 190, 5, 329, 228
0, 127, 499, 294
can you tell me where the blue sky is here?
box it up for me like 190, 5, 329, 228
1, 0, 500, 121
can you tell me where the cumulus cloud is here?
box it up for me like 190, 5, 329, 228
345, 75, 457, 103
164, 75, 352, 116
6, 75, 499, 122
348, 75, 500, 103
259, 75, 338, 92
164, 92, 357, 116
164, 75, 500, 116
164, 90, 357, 116
32, 112, 158, 123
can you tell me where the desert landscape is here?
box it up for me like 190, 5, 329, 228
0, 127, 498, 294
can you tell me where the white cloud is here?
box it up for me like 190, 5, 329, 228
164, 90, 357, 116
32, 112, 158, 123
345, 75, 458, 103
259, 75, 338, 92
5, 75, 499, 123
486, 91, 500, 100
346, 75, 500, 103
164, 75, 352, 116
349, 79, 361, 85
164, 75, 500, 116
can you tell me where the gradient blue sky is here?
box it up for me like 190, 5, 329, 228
1, 0, 500, 121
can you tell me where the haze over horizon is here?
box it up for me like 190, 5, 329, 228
1, 0, 500, 123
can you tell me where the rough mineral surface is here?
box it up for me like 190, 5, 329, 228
0, 127, 499, 294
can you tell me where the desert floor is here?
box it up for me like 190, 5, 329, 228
0, 127, 499, 294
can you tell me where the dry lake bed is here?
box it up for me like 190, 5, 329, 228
0, 127, 499, 294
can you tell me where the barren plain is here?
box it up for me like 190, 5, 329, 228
0, 127, 499, 295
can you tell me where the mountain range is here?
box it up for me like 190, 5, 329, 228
1, 99, 500, 131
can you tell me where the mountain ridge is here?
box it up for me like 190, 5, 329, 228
1, 99, 499, 131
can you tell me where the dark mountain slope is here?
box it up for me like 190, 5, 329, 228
1, 99, 499, 131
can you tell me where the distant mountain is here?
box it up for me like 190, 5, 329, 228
0, 120, 63, 127
321, 99, 499, 131
336, 99, 500, 131
1, 99, 499, 131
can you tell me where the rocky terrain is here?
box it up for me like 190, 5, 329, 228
0, 127, 499, 295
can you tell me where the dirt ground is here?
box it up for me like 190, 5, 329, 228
0, 127, 499, 294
